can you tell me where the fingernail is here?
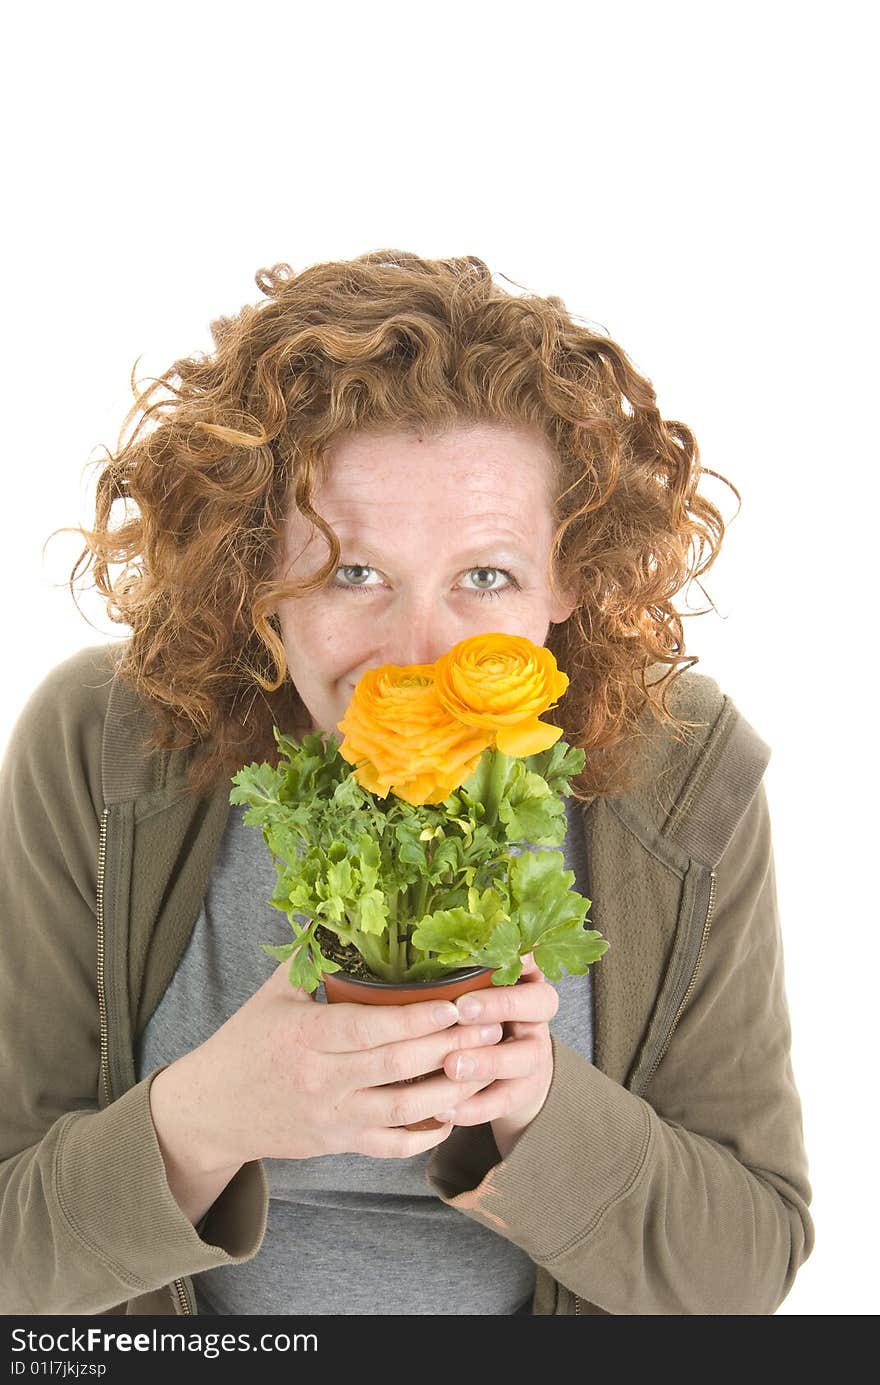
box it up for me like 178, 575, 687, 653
436, 1110, 457, 1122
455, 1055, 475, 1079
432, 1004, 457, 1025
479, 1025, 500, 1043
456, 995, 483, 1020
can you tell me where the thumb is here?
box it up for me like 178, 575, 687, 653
516, 951, 546, 986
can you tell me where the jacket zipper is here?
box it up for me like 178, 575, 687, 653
171, 1279, 193, 1315
638, 869, 717, 1093
570, 869, 717, 1316
97, 806, 194, 1317
96, 810, 111, 1110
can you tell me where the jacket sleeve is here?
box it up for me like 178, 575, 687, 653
0, 655, 267, 1314
425, 778, 815, 1314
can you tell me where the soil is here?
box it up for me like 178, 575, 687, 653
314, 924, 376, 981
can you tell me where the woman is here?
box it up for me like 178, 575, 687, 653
0, 250, 813, 1315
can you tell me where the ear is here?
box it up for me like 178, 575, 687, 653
542, 543, 577, 625
549, 593, 577, 625
548, 567, 578, 625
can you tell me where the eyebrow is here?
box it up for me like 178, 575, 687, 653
323, 525, 535, 562
332, 542, 535, 568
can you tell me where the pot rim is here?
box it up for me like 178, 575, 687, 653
324, 964, 492, 991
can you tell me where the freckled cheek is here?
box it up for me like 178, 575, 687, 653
298, 608, 370, 687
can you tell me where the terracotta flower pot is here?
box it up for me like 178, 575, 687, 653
323, 964, 496, 1131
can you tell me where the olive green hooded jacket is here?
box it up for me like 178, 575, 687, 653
0, 643, 814, 1315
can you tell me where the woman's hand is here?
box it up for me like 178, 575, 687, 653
439, 952, 559, 1158
149, 958, 504, 1204
151, 958, 501, 1152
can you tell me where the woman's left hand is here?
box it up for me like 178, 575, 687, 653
440, 952, 558, 1159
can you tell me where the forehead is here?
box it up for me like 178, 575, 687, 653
315, 422, 557, 515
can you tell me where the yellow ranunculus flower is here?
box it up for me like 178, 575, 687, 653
432, 632, 568, 756
336, 664, 493, 806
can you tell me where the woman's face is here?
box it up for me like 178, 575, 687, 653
274, 422, 577, 737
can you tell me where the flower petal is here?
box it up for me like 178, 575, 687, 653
494, 718, 563, 756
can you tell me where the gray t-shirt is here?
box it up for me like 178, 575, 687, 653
136, 797, 594, 1315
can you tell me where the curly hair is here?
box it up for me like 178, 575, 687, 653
56, 249, 739, 802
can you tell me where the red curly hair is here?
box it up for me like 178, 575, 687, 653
57, 249, 739, 801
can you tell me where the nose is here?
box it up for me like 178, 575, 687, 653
374, 593, 458, 669
381, 623, 449, 670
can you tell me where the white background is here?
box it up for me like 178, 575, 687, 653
2, 0, 876, 1314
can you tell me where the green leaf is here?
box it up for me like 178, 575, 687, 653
395, 828, 428, 871
229, 760, 283, 807
519, 740, 585, 795
260, 941, 296, 962
264, 819, 309, 865
356, 889, 388, 936
277, 931, 343, 994
508, 850, 591, 951
429, 884, 469, 912
273, 878, 317, 914
356, 837, 381, 890
411, 887, 511, 969
410, 906, 494, 957
534, 927, 609, 981
326, 857, 354, 898
503, 848, 607, 981
331, 774, 366, 813
287, 945, 323, 992
498, 791, 565, 846
431, 836, 462, 877
315, 894, 346, 924
470, 916, 523, 981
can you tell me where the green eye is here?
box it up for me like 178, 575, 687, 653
464, 567, 517, 598
332, 564, 519, 598
340, 566, 372, 585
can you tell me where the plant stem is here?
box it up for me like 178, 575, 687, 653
414, 872, 429, 922
356, 931, 396, 980
387, 888, 400, 975
483, 748, 512, 828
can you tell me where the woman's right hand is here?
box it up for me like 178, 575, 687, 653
148, 959, 502, 1219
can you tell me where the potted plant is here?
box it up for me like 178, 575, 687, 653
229, 632, 609, 1126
